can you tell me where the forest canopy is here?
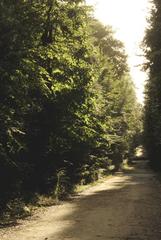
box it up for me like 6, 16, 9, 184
0, 0, 142, 211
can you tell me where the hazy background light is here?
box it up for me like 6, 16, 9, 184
86, 0, 150, 104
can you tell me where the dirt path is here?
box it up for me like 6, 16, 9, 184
1, 160, 161, 240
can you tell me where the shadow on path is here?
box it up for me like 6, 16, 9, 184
46, 161, 161, 240
2, 160, 161, 240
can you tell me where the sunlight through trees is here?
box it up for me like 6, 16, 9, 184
0, 1, 142, 215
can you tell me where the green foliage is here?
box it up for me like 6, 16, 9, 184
143, 0, 161, 169
88, 19, 142, 170
0, 0, 141, 209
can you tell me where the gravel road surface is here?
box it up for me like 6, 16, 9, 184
1, 160, 161, 240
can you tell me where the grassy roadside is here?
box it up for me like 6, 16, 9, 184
0, 174, 114, 227
0, 160, 133, 227
74, 174, 114, 193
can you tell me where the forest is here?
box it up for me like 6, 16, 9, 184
0, 0, 143, 217
144, 0, 161, 170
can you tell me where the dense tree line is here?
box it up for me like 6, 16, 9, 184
0, 0, 141, 210
143, 0, 161, 169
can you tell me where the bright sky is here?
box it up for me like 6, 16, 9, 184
86, 0, 150, 103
